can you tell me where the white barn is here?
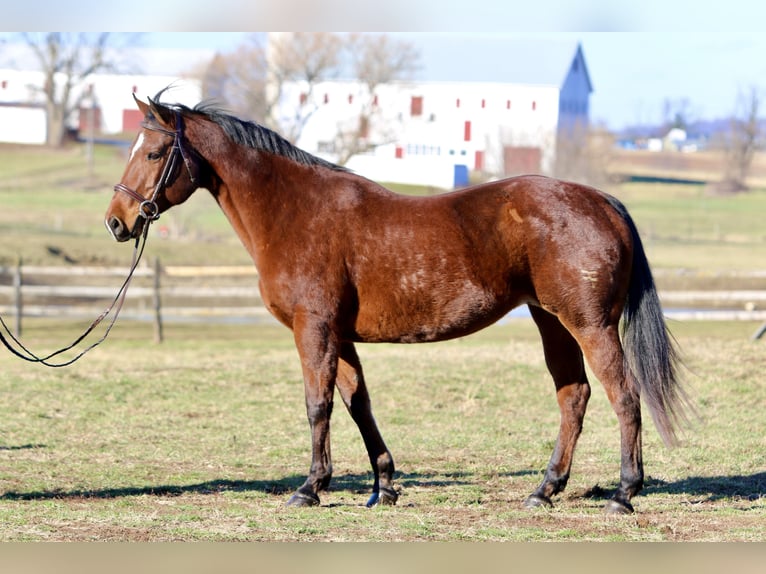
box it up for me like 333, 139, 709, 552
281, 40, 592, 189
1, 36, 592, 190
0, 68, 201, 144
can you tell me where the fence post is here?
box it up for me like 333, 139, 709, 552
13, 257, 22, 338
153, 257, 164, 344
752, 322, 766, 342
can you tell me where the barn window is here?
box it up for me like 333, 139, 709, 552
410, 96, 423, 116
481, 99, 486, 109
475, 150, 484, 170
506, 99, 511, 110
1, 80, 7, 89
456, 98, 461, 108
464, 121, 472, 142
532, 101, 537, 111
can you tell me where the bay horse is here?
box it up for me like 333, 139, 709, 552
105, 93, 690, 514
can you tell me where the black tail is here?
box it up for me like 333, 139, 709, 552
608, 197, 692, 446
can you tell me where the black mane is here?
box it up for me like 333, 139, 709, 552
150, 92, 347, 172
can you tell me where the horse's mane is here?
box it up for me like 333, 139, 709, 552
149, 90, 348, 172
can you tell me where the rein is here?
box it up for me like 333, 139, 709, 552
0, 111, 192, 368
0, 227, 150, 367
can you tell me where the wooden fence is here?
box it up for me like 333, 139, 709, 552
0, 260, 270, 343
0, 261, 765, 342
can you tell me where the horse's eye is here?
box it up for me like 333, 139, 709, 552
147, 151, 162, 161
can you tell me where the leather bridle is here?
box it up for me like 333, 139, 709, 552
113, 110, 197, 226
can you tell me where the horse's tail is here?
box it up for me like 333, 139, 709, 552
608, 196, 692, 447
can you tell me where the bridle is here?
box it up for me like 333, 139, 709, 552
0, 110, 196, 367
114, 110, 197, 224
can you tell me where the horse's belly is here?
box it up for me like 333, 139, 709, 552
352, 280, 515, 343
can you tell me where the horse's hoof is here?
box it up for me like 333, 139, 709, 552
286, 491, 320, 507
366, 487, 398, 508
604, 499, 634, 515
524, 494, 553, 509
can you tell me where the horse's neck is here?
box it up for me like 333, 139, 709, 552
208, 150, 304, 267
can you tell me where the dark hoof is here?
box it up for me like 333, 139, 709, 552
604, 499, 634, 515
524, 494, 553, 509
366, 487, 398, 508
286, 491, 320, 507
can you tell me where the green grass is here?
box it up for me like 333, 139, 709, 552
0, 319, 763, 541
610, 182, 766, 271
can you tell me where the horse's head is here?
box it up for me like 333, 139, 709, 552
105, 95, 202, 242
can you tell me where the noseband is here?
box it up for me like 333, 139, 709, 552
113, 110, 196, 224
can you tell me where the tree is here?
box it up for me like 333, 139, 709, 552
22, 33, 132, 147
332, 33, 420, 166
202, 33, 343, 142
715, 86, 763, 193
201, 32, 420, 161
661, 97, 695, 133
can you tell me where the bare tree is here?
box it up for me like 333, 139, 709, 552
715, 86, 763, 193
661, 97, 695, 133
202, 33, 342, 142
201, 32, 419, 158
332, 33, 420, 166
202, 38, 272, 121
553, 120, 614, 187
22, 33, 130, 147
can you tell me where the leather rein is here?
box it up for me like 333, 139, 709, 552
0, 111, 194, 367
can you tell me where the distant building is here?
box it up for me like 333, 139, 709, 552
0, 68, 201, 144
280, 40, 592, 188
1, 37, 593, 189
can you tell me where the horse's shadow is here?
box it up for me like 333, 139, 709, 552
644, 472, 766, 502
0, 471, 476, 502
1, 467, 764, 503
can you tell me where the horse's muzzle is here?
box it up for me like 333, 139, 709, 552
105, 215, 140, 242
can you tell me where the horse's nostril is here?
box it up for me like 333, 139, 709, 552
106, 216, 127, 241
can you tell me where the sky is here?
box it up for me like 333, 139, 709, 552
130, 31, 766, 130
3, 1, 766, 130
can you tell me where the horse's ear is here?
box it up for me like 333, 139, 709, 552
147, 96, 175, 128
134, 94, 151, 118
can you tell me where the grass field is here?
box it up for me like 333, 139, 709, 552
0, 319, 763, 541
0, 142, 764, 542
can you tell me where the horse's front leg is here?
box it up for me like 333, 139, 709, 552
286, 311, 339, 507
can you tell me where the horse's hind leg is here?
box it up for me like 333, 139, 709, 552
336, 341, 397, 507
525, 306, 591, 509
577, 324, 643, 514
